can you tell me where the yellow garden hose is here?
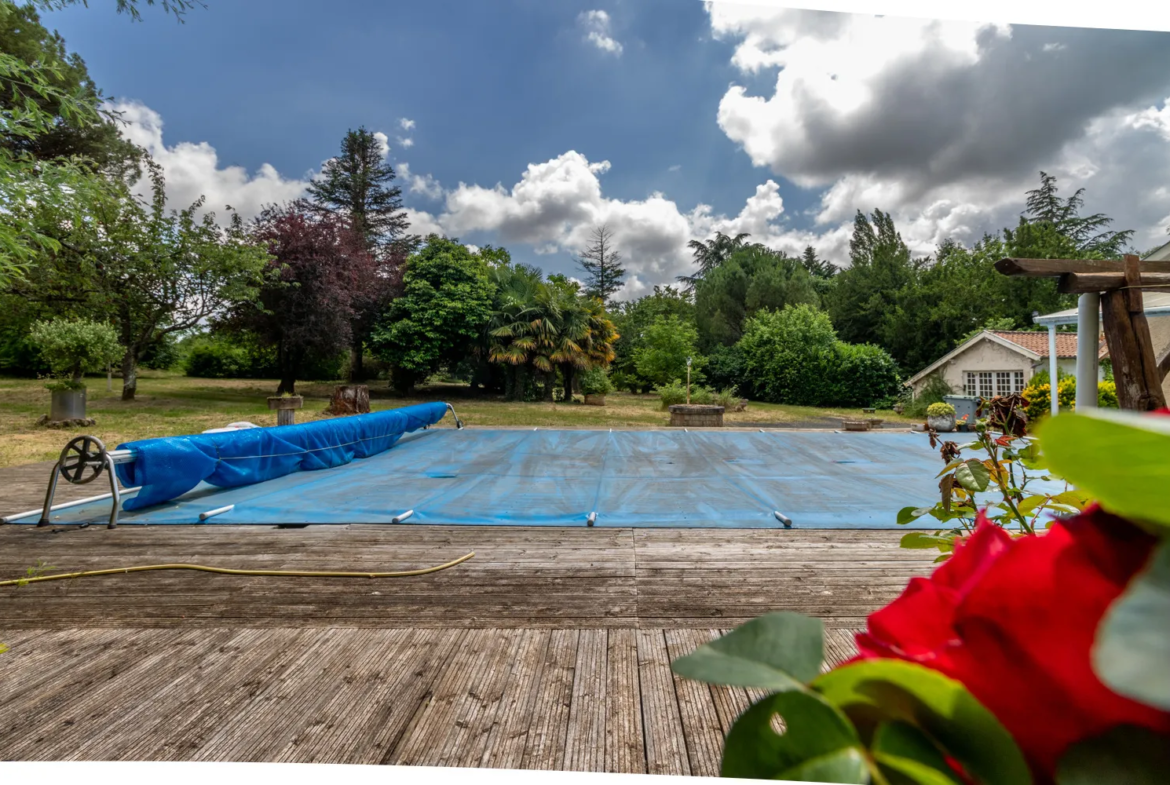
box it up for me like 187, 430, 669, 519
0, 551, 475, 587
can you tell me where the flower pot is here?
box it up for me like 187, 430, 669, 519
583, 394, 606, 406
927, 414, 956, 432
267, 395, 304, 426
50, 388, 87, 422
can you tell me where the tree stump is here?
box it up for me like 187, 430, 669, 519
325, 385, 370, 416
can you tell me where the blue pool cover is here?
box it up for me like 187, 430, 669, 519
15, 419, 1066, 529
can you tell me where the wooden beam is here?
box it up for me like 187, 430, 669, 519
1057, 272, 1170, 294
1099, 255, 1167, 411
996, 257, 1170, 277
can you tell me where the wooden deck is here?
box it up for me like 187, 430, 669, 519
0, 461, 933, 772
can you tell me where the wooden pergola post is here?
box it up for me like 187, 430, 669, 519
995, 255, 1170, 411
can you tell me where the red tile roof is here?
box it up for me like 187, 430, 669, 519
989, 330, 1109, 359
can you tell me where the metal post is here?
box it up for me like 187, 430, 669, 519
1076, 293, 1100, 410
1048, 324, 1059, 417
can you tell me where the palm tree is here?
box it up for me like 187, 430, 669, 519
677, 231, 752, 291
485, 264, 544, 401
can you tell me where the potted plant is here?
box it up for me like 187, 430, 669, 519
29, 318, 123, 425
954, 413, 971, 432
926, 401, 957, 432
267, 391, 304, 425
579, 367, 613, 406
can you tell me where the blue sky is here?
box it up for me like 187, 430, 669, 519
43, 1, 1170, 296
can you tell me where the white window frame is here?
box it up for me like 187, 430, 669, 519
964, 370, 1025, 398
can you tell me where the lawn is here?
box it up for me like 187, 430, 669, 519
0, 372, 917, 468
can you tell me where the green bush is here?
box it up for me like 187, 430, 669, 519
904, 374, 953, 419
655, 379, 689, 408
704, 343, 744, 392
579, 367, 614, 396
926, 402, 956, 417
183, 334, 278, 379
29, 318, 122, 385
737, 304, 837, 405
830, 342, 901, 407
710, 385, 740, 409
735, 304, 899, 407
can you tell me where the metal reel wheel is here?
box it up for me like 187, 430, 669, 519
58, 435, 108, 485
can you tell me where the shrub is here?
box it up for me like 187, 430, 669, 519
710, 385, 740, 409
904, 374, 953, 419
655, 379, 689, 408
1023, 375, 1117, 420
737, 304, 837, 405
579, 367, 614, 396
926, 402, 956, 417
830, 342, 901, 408
183, 334, 279, 379
28, 318, 123, 386
703, 343, 744, 392
654, 379, 737, 409
736, 304, 900, 407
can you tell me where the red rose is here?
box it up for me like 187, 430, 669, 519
854, 507, 1170, 781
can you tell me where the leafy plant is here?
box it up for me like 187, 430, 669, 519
926, 402, 955, 417
579, 367, 613, 396
28, 317, 122, 387
671, 613, 1030, 783
898, 394, 1090, 560
904, 374, 953, 419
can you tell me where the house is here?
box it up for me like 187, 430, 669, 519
903, 329, 1108, 398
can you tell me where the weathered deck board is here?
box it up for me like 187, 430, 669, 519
0, 520, 929, 772
0, 525, 929, 629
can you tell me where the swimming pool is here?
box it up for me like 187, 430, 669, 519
13, 426, 1060, 528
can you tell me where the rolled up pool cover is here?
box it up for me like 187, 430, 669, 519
114, 402, 449, 510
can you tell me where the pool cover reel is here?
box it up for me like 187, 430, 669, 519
114, 402, 449, 510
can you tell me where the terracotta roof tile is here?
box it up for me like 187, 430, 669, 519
989, 330, 1109, 359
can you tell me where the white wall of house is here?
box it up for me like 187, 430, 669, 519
908, 338, 1033, 396
1146, 314, 1170, 401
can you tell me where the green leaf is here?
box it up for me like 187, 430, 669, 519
1055, 725, 1170, 785
720, 689, 866, 782
670, 612, 823, 690
1015, 494, 1048, 515
872, 721, 964, 785
897, 506, 933, 525
1093, 541, 1170, 711
814, 660, 1032, 785
900, 532, 952, 550
1036, 409, 1170, 533
954, 459, 990, 492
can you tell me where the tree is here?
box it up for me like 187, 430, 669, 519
307, 127, 415, 381
677, 231, 751, 291
694, 244, 818, 351
1020, 171, 1134, 257
224, 202, 372, 394
633, 315, 702, 388
28, 318, 121, 385
7, 164, 270, 399
0, 0, 194, 283
610, 285, 694, 392
575, 223, 626, 305
0, 4, 142, 174
371, 236, 495, 394
825, 209, 916, 364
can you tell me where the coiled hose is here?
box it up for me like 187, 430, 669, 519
0, 551, 475, 587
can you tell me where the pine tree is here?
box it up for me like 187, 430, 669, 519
800, 245, 836, 278
576, 224, 627, 305
307, 127, 416, 380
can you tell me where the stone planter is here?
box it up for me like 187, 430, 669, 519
583, 394, 606, 406
50, 388, 87, 422
867, 418, 885, 428
841, 419, 871, 432
669, 404, 724, 427
927, 414, 956, 432
267, 395, 304, 426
